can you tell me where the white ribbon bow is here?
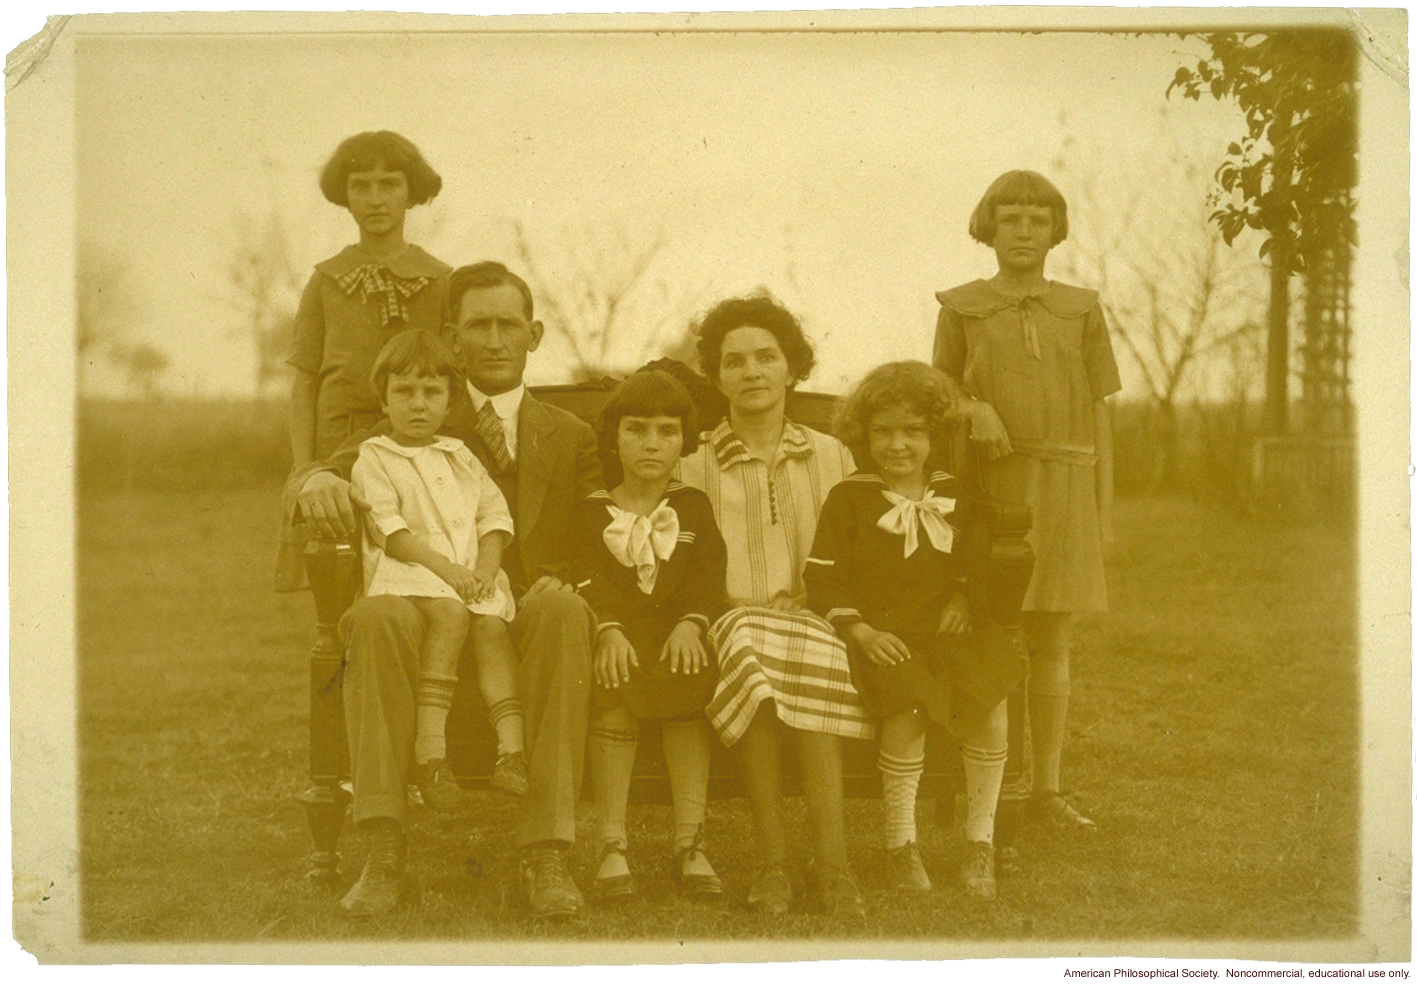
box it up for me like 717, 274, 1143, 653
877, 490, 957, 557
603, 501, 680, 594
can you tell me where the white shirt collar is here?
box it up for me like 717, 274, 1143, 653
466, 381, 525, 421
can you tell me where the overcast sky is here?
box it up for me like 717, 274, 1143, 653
75, 20, 1259, 398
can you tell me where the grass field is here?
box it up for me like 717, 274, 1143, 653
78, 487, 1358, 943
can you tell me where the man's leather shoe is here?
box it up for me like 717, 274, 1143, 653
520, 844, 585, 919
338, 819, 407, 917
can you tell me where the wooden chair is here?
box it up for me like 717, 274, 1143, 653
297, 386, 1034, 883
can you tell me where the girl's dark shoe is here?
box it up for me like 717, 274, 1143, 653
746, 863, 793, 915
885, 842, 932, 892
412, 758, 467, 812
590, 841, 636, 904
491, 751, 530, 797
958, 840, 997, 899
1030, 790, 1096, 831
673, 830, 724, 902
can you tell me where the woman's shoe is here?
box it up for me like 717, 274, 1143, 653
589, 842, 636, 905
958, 841, 997, 899
805, 862, 867, 918
1030, 790, 1097, 831
746, 863, 793, 915
673, 830, 725, 902
885, 842, 932, 892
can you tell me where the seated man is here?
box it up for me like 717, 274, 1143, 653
292, 261, 602, 918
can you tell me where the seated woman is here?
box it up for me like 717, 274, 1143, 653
570, 370, 729, 904
678, 295, 871, 917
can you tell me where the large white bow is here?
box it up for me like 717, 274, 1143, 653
603, 501, 680, 594
877, 490, 957, 557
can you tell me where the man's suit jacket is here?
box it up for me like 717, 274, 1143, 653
304, 387, 603, 597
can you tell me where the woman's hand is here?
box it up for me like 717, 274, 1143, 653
964, 400, 1012, 460
846, 623, 912, 667
662, 620, 708, 676
767, 595, 803, 613
595, 628, 638, 689
937, 593, 971, 635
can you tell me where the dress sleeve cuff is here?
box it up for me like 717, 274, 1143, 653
373, 516, 409, 537
826, 607, 863, 626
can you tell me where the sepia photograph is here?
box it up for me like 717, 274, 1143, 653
8, 3, 1410, 968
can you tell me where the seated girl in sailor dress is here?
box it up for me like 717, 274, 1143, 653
805, 361, 1023, 899
568, 370, 729, 904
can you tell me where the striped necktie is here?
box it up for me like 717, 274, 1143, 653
475, 399, 514, 474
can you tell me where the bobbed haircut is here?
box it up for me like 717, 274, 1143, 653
834, 361, 959, 472
968, 170, 1069, 246
369, 329, 462, 403
443, 261, 535, 326
597, 370, 700, 460
319, 131, 443, 207
693, 293, 816, 387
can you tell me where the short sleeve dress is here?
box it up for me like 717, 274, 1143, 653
677, 419, 875, 745
569, 482, 728, 720
804, 471, 1024, 734
351, 434, 516, 621
933, 279, 1122, 612
289, 244, 452, 461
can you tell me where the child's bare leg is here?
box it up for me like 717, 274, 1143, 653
960, 700, 1008, 844
588, 704, 639, 880
661, 717, 715, 877
468, 615, 524, 757
1024, 611, 1073, 794
879, 708, 927, 850
411, 597, 469, 765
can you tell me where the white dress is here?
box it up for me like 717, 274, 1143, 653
351, 434, 516, 620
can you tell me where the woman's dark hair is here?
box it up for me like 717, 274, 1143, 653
968, 169, 1069, 246
597, 370, 700, 459
693, 293, 816, 386
320, 131, 443, 207
443, 261, 535, 326
833, 361, 958, 472
368, 329, 462, 402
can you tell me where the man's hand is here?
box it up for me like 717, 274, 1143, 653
965, 400, 1013, 460
520, 575, 568, 605
297, 471, 369, 539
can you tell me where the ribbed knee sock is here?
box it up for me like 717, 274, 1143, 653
414, 672, 458, 764
661, 718, 711, 851
879, 745, 926, 850
487, 697, 525, 758
961, 743, 1009, 845
588, 715, 639, 850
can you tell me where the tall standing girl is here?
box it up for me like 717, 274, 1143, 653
933, 170, 1121, 831
289, 130, 451, 468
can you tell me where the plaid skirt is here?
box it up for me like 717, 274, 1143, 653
706, 606, 876, 746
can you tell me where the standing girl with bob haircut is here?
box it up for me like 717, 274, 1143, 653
570, 370, 729, 904
933, 169, 1121, 833
806, 361, 1023, 898
288, 131, 451, 469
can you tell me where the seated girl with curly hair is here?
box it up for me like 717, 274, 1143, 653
806, 361, 1023, 898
